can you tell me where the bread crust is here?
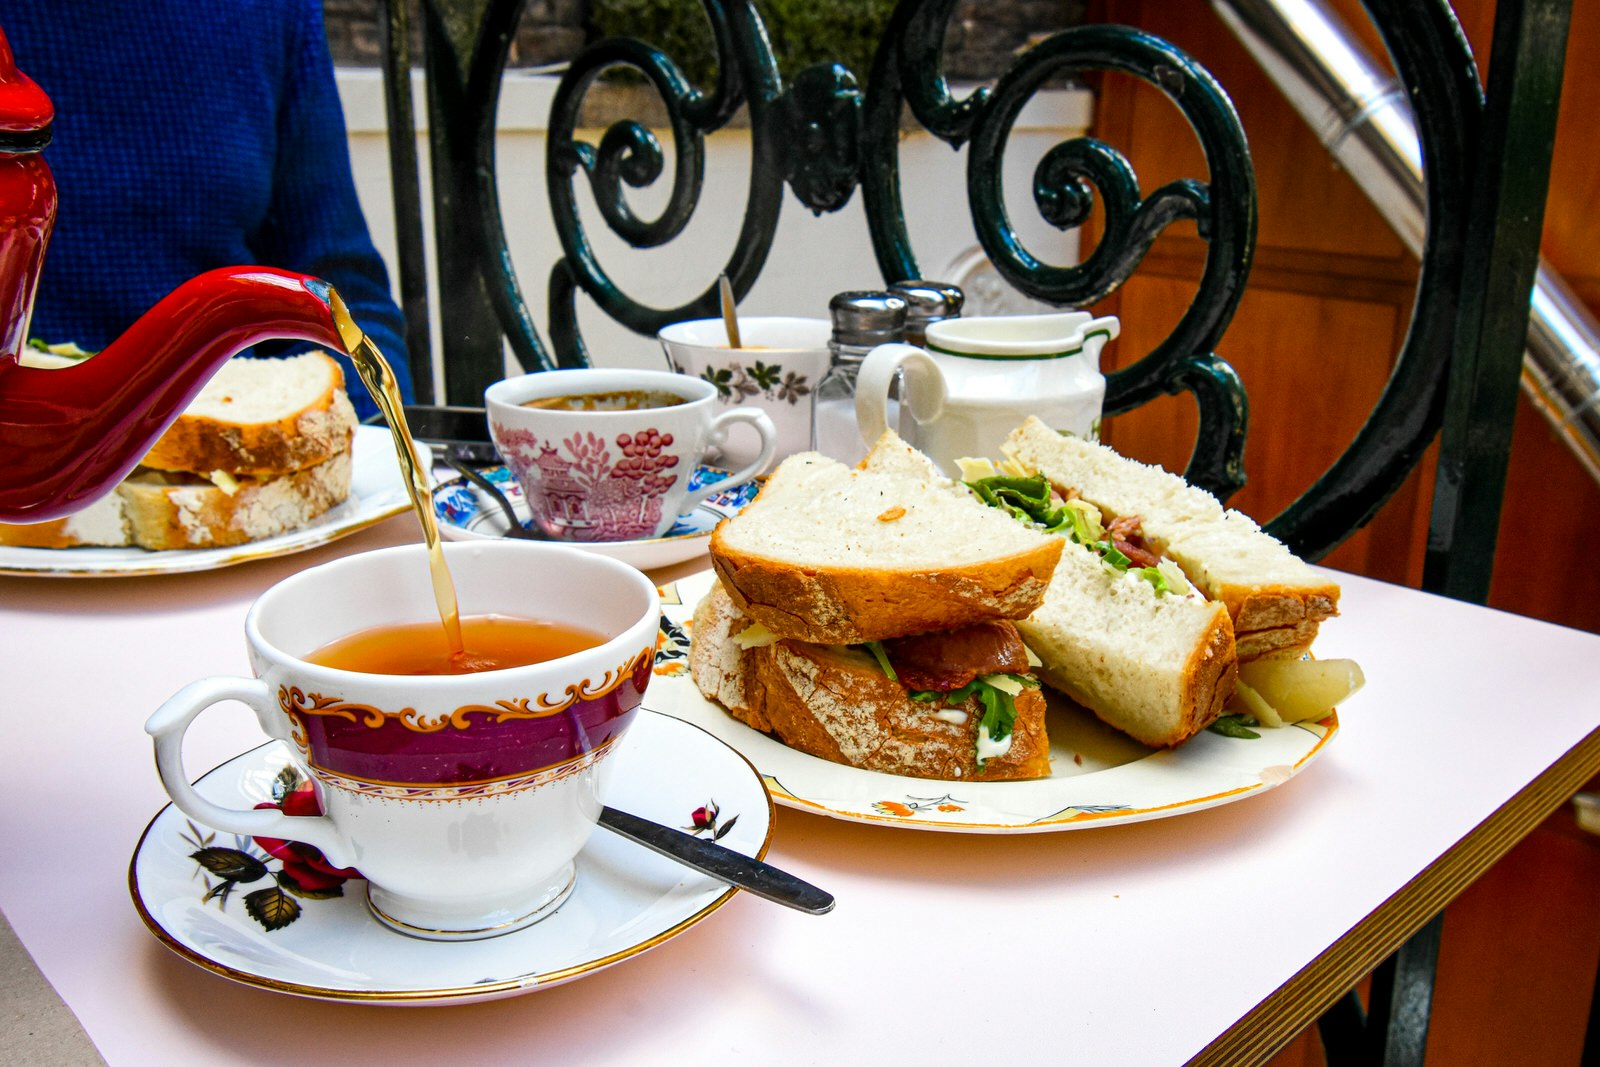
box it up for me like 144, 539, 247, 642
710, 543, 1061, 645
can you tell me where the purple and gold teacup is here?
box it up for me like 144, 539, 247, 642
485, 368, 776, 542
145, 541, 660, 940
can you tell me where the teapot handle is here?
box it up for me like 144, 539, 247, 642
855, 344, 947, 450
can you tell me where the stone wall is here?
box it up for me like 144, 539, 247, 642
321, 0, 1084, 80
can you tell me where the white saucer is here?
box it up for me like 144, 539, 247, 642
432, 463, 759, 570
129, 710, 774, 1004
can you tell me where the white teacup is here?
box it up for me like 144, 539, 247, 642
855, 311, 1118, 475
485, 368, 776, 542
144, 541, 661, 940
657, 316, 832, 466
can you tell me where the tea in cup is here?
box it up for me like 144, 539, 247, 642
144, 541, 661, 940
657, 316, 832, 466
486, 368, 776, 542
855, 311, 1118, 474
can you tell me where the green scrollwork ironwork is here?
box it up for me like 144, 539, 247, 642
543, 1, 785, 366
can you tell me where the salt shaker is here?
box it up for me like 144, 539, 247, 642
813, 291, 907, 464
888, 280, 964, 346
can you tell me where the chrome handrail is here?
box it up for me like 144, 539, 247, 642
1213, 0, 1600, 486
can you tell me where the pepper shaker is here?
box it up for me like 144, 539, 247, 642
813, 291, 907, 465
888, 281, 964, 347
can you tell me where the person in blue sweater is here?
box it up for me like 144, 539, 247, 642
0, 0, 413, 419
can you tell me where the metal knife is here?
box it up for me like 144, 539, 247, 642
598, 805, 834, 915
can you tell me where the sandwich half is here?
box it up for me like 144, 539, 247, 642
693, 433, 1062, 781
1000, 416, 1339, 660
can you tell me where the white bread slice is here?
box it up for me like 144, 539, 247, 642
140, 352, 356, 476
1002, 417, 1338, 656
691, 579, 1051, 781
710, 432, 1063, 644
1015, 543, 1236, 748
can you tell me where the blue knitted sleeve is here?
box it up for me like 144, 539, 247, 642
253, 0, 414, 417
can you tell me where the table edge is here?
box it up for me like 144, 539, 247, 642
1188, 721, 1600, 1066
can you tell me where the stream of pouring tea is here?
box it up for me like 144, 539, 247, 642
328, 289, 465, 660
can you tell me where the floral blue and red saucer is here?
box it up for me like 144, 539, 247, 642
432, 463, 759, 569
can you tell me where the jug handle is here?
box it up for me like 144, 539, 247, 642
855, 344, 947, 449
1081, 315, 1121, 354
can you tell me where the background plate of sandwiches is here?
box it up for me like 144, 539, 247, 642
0, 353, 422, 577
644, 423, 1353, 833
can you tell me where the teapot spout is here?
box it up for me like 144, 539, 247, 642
0, 266, 346, 522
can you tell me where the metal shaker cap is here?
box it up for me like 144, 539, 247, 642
889, 280, 964, 345
889, 280, 963, 324
829, 291, 907, 348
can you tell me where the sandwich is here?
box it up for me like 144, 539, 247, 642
955, 416, 1347, 748
0, 350, 357, 550
996, 417, 1340, 661
691, 432, 1064, 781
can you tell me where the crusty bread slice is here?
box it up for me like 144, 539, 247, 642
691, 580, 1051, 781
140, 352, 356, 476
1002, 417, 1338, 658
118, 451, 352, 549
1014, 542, 1236, 748
710, 432, 1063, 644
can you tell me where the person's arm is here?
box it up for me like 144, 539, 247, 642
252, 0, 414, 420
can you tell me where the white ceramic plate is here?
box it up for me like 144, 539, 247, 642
649, 571, 1340, 834
129, 710, 774, 1005
0, 426, 424, 578
432, 463, 759, 570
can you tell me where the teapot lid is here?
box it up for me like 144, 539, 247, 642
0, 29, 52, 151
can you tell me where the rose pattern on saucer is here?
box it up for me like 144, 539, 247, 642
493, 427, 680, 542
685, 799, 738, 840
181, 766, 361, 932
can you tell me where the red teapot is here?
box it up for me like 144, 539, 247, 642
0, 29, 351, 522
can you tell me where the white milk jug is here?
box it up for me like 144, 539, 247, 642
855, 311, 1119, 474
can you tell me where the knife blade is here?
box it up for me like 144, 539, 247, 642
598, 805, 834, 915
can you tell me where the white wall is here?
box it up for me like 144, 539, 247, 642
336, 69, 1092, 391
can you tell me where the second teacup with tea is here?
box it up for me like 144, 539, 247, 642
657, 316, 832, 466
486, 368, 776, 542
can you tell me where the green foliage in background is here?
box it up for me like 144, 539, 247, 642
591, 0, 899, 88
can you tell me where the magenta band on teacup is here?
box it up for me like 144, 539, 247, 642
279, 653, 652, 787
